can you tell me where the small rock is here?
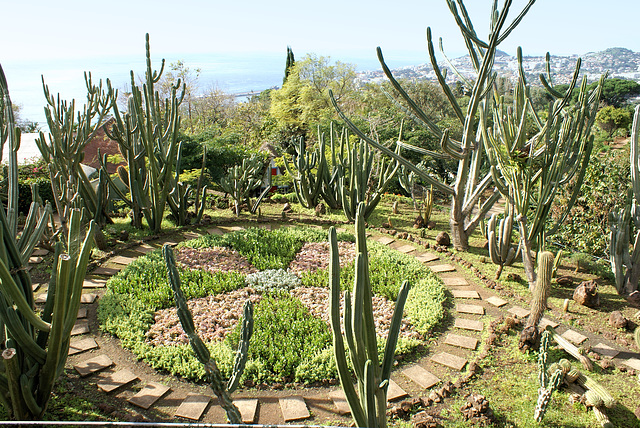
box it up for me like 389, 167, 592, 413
435, 231, 450, 247
609, 311, 628, 329
412, 411, 440, 428
413, 214, 425, 229
315, 203, 326, 216
282, 202, 292, 213
573, 280, 600, 308
426, 221, 436, 230
627, 291, 640, 308
506, 273, 522, 282
118, 229, 129, 241
556, 276, 573, 287
600, 358, 614, 370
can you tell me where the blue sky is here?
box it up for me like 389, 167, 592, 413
2, 0, 639, 63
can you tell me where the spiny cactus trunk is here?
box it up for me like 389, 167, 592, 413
519, 251, 554, 351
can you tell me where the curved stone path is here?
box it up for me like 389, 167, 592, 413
32, 223, 640, 424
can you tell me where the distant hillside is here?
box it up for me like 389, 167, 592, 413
358, 47, 640, 86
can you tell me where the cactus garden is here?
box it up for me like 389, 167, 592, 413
3, 0, 640, 426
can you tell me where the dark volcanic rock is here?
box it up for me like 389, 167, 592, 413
435, 231, 450, 247
573, 280, 600, 308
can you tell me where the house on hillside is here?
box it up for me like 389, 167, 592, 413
82, 117, 127, 174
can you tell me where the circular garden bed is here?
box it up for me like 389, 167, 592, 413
98, 226, 447, 386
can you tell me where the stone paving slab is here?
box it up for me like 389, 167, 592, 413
92, 266, 120, 276
444, 333, 478, 350
430, 264, 456, 273
234, 398, 259, 423
29, 256, 43, 264
132, 244, 155, 254
451, 289, 480, 299
32, 283, 41, 291
110, 255, 137, 266
456, 303, 485, 315
441, 276, 469, 286
98, 369, 139, 393
32, 248, 49, 256
454, 318, 484, 331
81, 293, 98, 304
83, 278, 107, 288
377, 236, 395, 246
35, 294, 46, 304
328, 390, 350, 415
77, 308, 88, 319
68, 337, 98, 356
430, 352, 468, 371
415, 253, 439, 263
486, 296, 508, 307
396, 244, 416, 254
74, 354, 113, 377
561, 329, 588, 345
507, 306, 530, 318
71, 320, 90, 336
592, 343, 620, 358
182, 232, 202, 240
128, 382, 171, 410
175, 393, 210, 421
539, 318, 559, 329
207, 227, 224, 236
623, 358, 640, 371
279, 396, 310, 422
388, 379, 408, 401
402, 364, 440, 389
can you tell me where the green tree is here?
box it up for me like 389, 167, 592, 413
161, 60, 202, 132
596, 105, 632, 138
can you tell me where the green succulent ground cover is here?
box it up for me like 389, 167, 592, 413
98, 226, 446, 384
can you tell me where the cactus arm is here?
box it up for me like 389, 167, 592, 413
381, 280, 411, 381
18, 203, 53, 265
329, 227, 367, 426
364, 360, 377, 428
0, 261, 50, 332
545, 326, 593, 371
226, 300, 253, 394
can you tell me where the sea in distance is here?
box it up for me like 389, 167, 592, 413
2, 50, 426, 131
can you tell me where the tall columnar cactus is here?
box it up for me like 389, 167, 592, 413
283, 135, 325, 209
165, 142, 208, 225
484, 48, 604, 289
34, 71, 113, 243
105, 33, 184, 233
217, 155, 264, 216
331, 0, 544, 250
534, 330, 565, 422
162, 245, 253, 423
487, 203, 520, 279
339, 140, 399, 222
519, 251, 553, 350
330, 202, 411, 428
609, 104, 640, 301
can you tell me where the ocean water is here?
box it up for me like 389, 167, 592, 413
1, 51, 424, 130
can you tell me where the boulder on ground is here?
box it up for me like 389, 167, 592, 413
314, 203, 326, 216
435, 231, 450, 247
609, 311, 628, 329
573, 280, 600, 308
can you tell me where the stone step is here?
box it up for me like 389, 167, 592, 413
415, 253, 439, 263
81, 293, 98, 304
234, 398, 259, 424
132, 244, 155, 254
97, 369, 139, 393
623, 358, 640, 371
430, 352, 468, 371
441, 276, 469, 286
377, 236, 395, 246
74, 354, 113, 377
396, 244, 416, 254
29, 256, 43, 264
32, 248, 49, 257
402, 364, 440, 389
83, 278, 107, 288
592, 343, 620, 358
507, 306, 530, 319
328, 390, 350, 415
128, 382, 171, 410
444, 333, 478, 350
110, 255, 137, 266
454, 318, 484, 332
561, 329, 588, 345
207, 227, 224, 236
486, 296, 508, 307
182, 232, 202, 240
68, 337, 98, 356
279, 396, 310, 422
388, 379, 409, 401
455, 303, 485, 315
539, 318, 559, 329
77, 307, 88, 319
451, 289, 480, 299
175, 393, 210, 421
71, 320, 90, 336
430, 264, 456, 273
92, 266, 120, 276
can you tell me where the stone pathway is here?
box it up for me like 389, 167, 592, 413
33, 224, 640, 424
